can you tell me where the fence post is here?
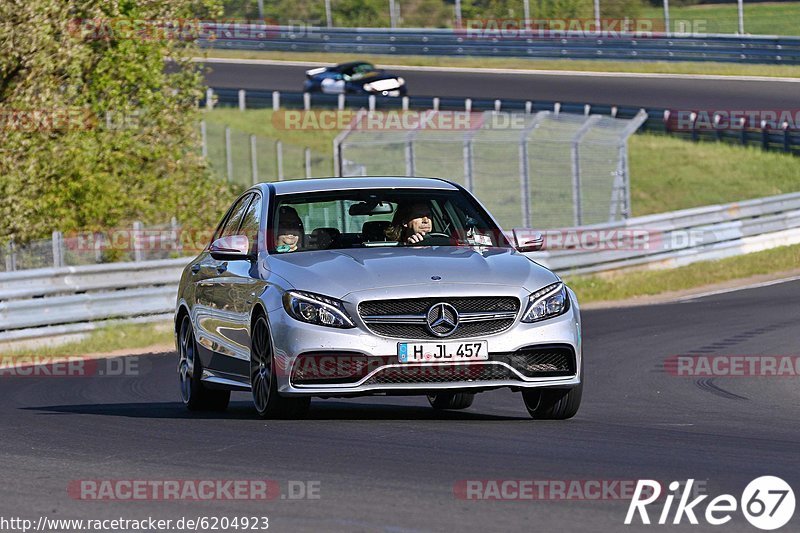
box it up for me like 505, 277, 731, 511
465, 98, 472, 113
171, 217, 182, 255
225, 126, 233, 181
6, 240, 16, 271
338, 93, 345, 111
570, 115, 602, 226
272, 91, 280, 111
52, 231, 64, 268
206, 88, 214, 110
200, 120, 208, 159
276, 141, 284, 181
304, 147, 312, 178
368, 95, 376, 112
402, 96, 409, 111
250, 135, 258, 185
404, 139, 415, 177
494, 99, 501, 113
518, 139, 531, 229
433, 97, 440, 111
303, 92, 311, 111
133, 221, 143, 262
238, 89, 246, 111
525, 101, 532, 114
463, 139, 473, 192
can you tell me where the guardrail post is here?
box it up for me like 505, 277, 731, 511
402, 96, 409, 111
368, 95, 376, 112
525, 101, 532, 114
761, 120, 769, 150
303, 92, 311, 111
133, 221, 143, 262
171, 217, 181, 255
464, 98, 472, 113
200, 120, 208, 159
272, 91, 280, 111
337, 93, 345, 110
783, 123, 791, 153
432, 97, 439, 111
250, 135, 258, 185
304, 147, 312, 178
494, 99, 501, 112
405, 139, 415, 177
554, 102, 561, 116
225, 126, 233, 181
52, 231, 64, 268
276, 141, 284, 181
238, 89, 246, 111
584, 104, 591, 116
206, 88, 214, 110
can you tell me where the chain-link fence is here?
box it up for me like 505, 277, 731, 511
201, 121, 334, 187
335, 110, 647, 230
0, 220, 189, 273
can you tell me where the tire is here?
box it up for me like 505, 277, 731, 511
177, 315, 230, 411
250, 315, 310, 419
521, 384, 582, 420
427, 392, 475, 410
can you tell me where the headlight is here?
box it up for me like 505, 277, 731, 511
521, 282, 569, 323
396, 77, 405, 86
282, 291, 355, 329
362, 83, 373, 91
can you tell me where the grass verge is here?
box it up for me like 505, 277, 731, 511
565, 243, 800, 304
1, 321, 174, 359
201, 49, 800, 79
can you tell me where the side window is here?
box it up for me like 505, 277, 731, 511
238, 194, 262, 254
220, 194, 253, 239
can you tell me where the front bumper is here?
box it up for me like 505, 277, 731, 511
268, 290, 581, 397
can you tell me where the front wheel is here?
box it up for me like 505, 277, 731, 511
427, 392, 475, 410
521, 384, 582, 420
250, 315, 310, 419
177, 316, 230, 411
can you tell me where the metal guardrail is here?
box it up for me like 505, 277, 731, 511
523, 191, 800, 274
2, 191, 800, 344
199, 25, 800, 64
206, 88, 800, 156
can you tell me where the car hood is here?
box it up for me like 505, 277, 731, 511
266, 246, 559, 299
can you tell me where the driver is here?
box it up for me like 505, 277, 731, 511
385, 202, 433, 244
275, 205, 304, 253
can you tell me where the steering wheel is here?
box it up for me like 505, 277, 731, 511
411, 232, 453, 246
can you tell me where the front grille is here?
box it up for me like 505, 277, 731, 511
359, 296, 519, 340
363, 363, 518, 385
359, 297, 518, 316
495, 346, 576, 377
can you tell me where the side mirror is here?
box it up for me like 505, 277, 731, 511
209, 235, 251, 260
514, 229, 544, 252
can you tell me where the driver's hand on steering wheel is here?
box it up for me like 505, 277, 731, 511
406, 231, 428, 244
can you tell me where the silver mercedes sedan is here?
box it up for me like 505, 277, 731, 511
175, 177, 582, 419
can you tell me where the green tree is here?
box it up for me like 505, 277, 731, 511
0, 0, 236, 244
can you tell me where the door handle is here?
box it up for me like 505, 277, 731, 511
216, 263, 227, 274
191, 264, 201, 274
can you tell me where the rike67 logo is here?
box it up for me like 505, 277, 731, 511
625, 477, 795, 530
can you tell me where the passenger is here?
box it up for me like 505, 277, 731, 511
275, 205, 304, 253
385, 202, 433, 244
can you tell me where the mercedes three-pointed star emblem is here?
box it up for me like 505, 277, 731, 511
426, 302, 459, 337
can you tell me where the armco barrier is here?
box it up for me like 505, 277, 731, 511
198, 25, 800, 65
205, 88, 800, 155
2, 192, 800, 344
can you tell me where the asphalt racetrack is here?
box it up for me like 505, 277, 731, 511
202, 60, 800, 110
1, 280, 797, 532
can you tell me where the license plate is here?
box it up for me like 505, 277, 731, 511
398, 341, 489, 363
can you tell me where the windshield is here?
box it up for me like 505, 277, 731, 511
268, 188, 511, 254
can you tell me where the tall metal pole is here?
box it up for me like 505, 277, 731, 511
325, 0, 333, 28
594, 0, 600, 32
389, 0, 397, 28
257, 0, 264, 19
455, 0, 462, 27
663, 0, 670, 37
737, 0, 745, 34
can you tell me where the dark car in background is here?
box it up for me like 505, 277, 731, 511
303, 61, 407, 97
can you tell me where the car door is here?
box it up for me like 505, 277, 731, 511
205, 192, 265, 380
193, 193, 254, 376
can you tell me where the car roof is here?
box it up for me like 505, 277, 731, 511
259, 177, 459, 195
333, 61, 374, 71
